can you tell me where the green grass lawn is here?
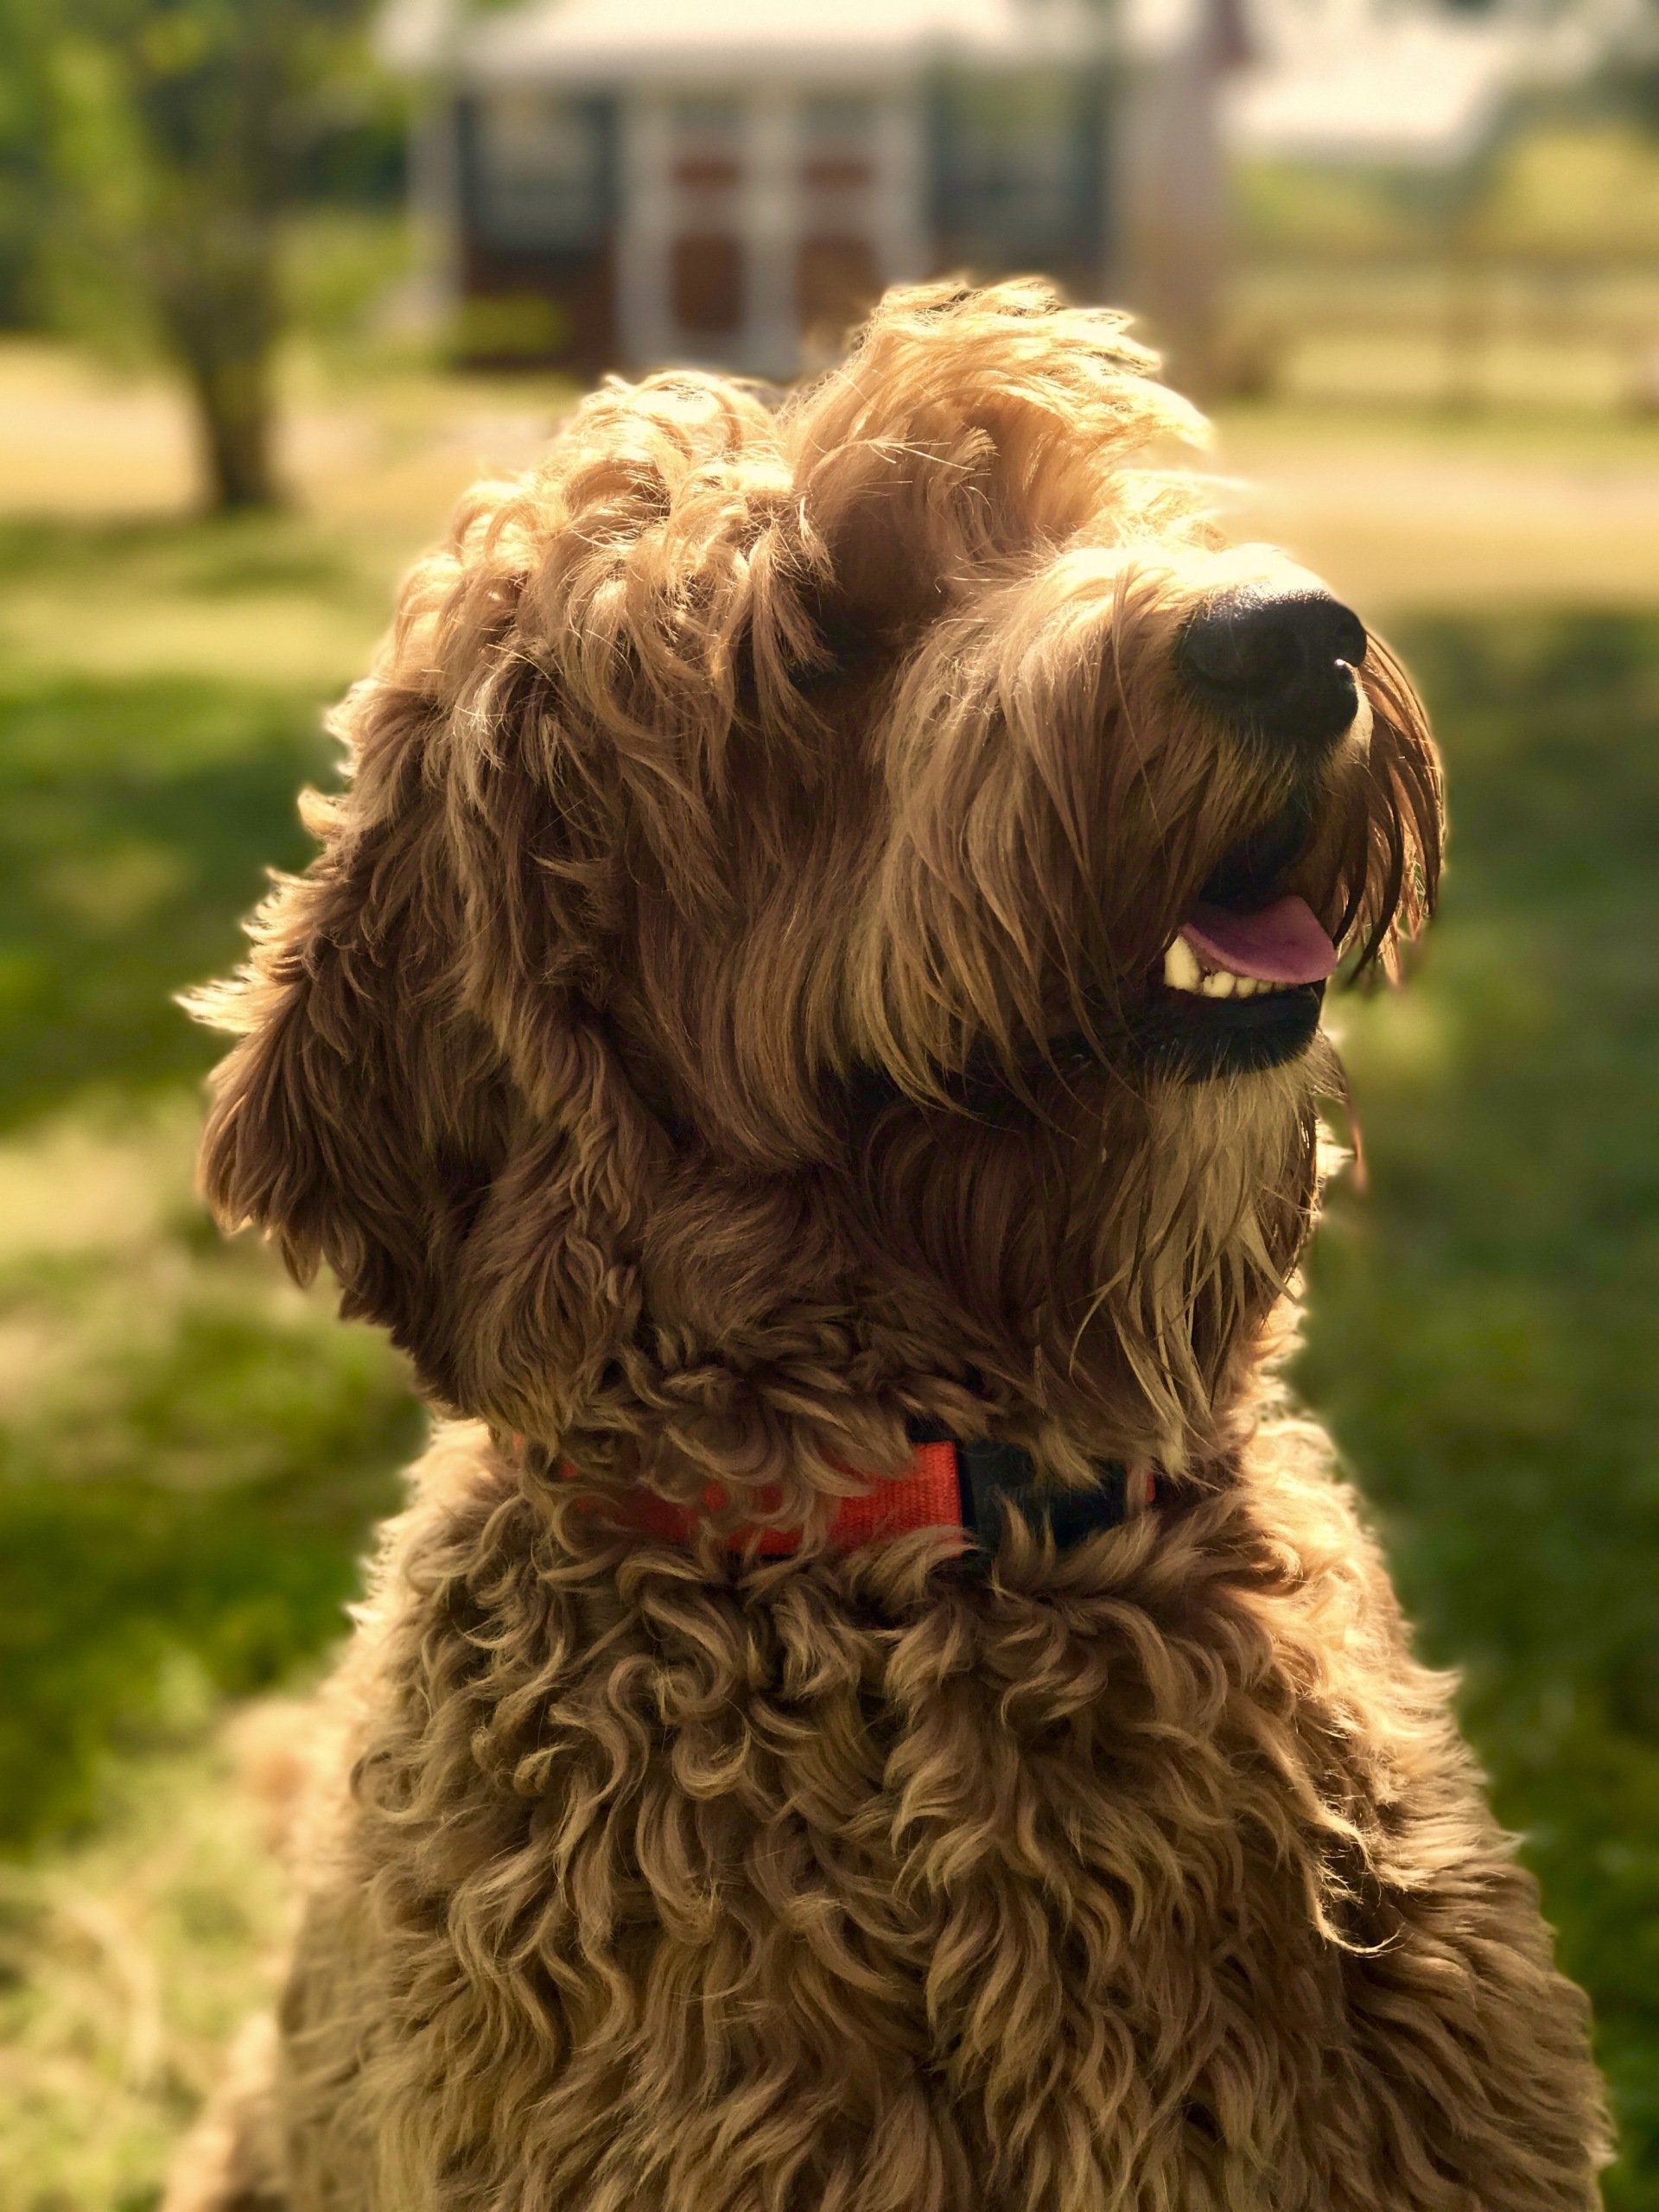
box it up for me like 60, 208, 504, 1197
0, 508, 1653, 2202
1302, 611, 1659, 2196
0, 608, 422, 1847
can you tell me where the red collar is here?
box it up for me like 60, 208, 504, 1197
549, 1422, 1157, 1560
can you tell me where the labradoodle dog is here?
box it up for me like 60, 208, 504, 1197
168, 282, 1608, 2212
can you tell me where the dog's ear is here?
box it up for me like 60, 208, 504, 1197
785, 278, 1206, 624
192, 661, 512, 1395
194, 445, 709, 1434
199, 369, 842, 1433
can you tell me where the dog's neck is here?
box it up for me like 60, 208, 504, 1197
525, 1065, 1323, 1509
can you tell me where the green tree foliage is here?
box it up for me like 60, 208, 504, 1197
0, 0, 57, 325
28, 0, 385, 510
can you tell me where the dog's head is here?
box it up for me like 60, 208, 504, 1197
196, 283, 1441, 1478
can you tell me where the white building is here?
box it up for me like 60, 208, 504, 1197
383, 0, 1249, 379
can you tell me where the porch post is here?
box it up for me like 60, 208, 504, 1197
617, 91, 675, 367
873, 86, 931, 289
745, 86, 803, 378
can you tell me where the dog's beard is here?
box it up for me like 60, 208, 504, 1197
846, 1030, 1325, 1470
1080, 1058, 1326, 1460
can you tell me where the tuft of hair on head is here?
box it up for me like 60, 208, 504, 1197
784, 277, 1211, 630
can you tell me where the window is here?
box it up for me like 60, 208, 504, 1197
798, 234, 881, 340
474, 92, 612, 251
671, 233, 744, 336
931, 70, 1103, 265
800, 92, 879, 193
666, 95, 746, 183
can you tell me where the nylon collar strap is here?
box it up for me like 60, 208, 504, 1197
557, 1418, 1158, 1559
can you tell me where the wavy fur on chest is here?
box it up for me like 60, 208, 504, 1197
258, 1421, 1601, 2212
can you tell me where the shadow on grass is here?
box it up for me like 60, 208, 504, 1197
0, 1296, 418, 1853
0, 671, 334, 1126
0, 664, 420, 1847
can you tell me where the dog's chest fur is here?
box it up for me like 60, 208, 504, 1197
275, 1424, 1599, 2212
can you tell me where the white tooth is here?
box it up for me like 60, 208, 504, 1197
1163, 938, 1203, 992
1199, 970, 1235, 998
1345, 684, 1375, 753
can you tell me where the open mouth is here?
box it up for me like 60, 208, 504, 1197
1137, 805, 1335, 1079
849, 783, 1367, 1121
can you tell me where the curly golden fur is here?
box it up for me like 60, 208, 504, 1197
169, 282, 1608, 2212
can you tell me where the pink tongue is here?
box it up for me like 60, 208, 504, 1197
1179, 895, 1338, 985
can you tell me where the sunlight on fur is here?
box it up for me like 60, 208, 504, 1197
171, 281, 1607, 2212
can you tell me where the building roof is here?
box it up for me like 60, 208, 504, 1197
382, 0, 1186, 86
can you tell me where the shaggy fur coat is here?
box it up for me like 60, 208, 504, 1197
168, 283, 1609, 2212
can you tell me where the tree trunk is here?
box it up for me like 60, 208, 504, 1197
182, 346, 281, 512
158, 224, 284, 514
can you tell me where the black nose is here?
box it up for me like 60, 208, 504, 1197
1179, 590, 1367, 750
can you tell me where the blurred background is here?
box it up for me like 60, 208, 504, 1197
0, 0, 1656, 2203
